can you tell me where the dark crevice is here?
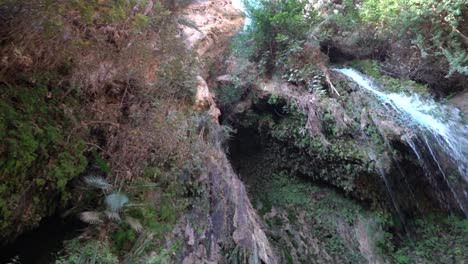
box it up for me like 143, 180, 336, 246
0, 215, 84, 264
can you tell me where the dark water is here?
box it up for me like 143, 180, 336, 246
0, 216, 83, 264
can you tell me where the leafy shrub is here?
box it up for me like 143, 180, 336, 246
243, 0, 320, 72
0, 0, 198, 253
77, 162, 191, 260
360, 0, 467, 76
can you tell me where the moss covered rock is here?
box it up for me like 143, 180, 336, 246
0, 83, 87, 241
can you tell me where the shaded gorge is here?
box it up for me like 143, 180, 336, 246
0, 215, 84, 263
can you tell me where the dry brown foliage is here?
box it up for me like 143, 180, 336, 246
0, 0, 198, 183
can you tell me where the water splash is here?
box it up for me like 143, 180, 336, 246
335, 68, 468, 216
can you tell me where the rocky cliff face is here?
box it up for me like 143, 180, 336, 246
2, 1, 465, 263
170, 147, 277, 263
0, 1, 279, 263
180, 0, 244, 62
180, 0, 244, 120
174, 1, 278, 263
213, 32, 467, 261
226, 65, 465, 216
450, 91, 468, 115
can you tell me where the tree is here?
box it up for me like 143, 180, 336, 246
243, 0, 319, 72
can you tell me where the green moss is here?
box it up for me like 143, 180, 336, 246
391, 214, 468, 263
249, 170, 371, 262
322, 110, 338, 138
238, 97, 380, 201
348, 60, 381, 79
283, 249, 294, 264
0, 83, 88, 240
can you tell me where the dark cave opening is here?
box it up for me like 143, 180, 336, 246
0, 215, 84, 264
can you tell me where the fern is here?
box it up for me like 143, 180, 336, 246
105, 211, 122, 221
125, 216, 143, 233
105, 192, 129, 212
80, 211, 103, 225
84, 176, 112, 190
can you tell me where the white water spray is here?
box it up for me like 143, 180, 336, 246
335, 68, 468, 216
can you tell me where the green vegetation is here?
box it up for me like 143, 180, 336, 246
318, 0, 467, 78
231, 95, 468, 263
55, 240, 119, 264
243, 0, 321, 73
0, 0, 200, 229
232, 151, 388, 263
225, 1, 468, 261
64, 109, 214, 260
235, 96, 381, 202
241, 0, 466, 93
214, 31, 258, 113
260, 172, 367, 263
359, 0, 467, 76
348, 60, 431, 95
0, 0, 203, 261
0, 83, 88, 240
392, 214, 468, 263
58, 164, 192, 262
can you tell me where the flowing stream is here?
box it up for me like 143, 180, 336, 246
335, 68, 468, 216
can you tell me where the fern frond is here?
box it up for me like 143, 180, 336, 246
80, 211, 103, 225
105, 211, 121, 221
125, 216, 143, 233
105, 192, 129, 212
84, 176, 112, 190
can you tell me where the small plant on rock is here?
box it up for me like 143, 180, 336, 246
80, 176, 142, 233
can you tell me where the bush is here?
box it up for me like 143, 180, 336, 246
360, 0, 467, 76
243, 0, 320, 73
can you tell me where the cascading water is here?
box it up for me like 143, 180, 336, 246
334, 68, 468, 217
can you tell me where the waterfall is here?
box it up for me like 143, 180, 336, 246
335, 68, 468, 216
